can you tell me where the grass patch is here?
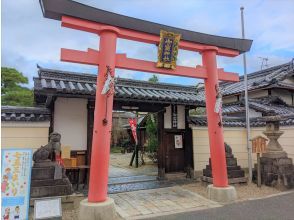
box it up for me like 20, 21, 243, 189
110, 146, 124, 153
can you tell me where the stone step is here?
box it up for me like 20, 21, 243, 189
206, 165, 241, 171
108, 175, 157, 185
165, 172, 187, 180
203, 169, 245, 178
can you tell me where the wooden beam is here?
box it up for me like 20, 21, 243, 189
61, 16, 239, 57
116, 54, 208, 79
61, 48, 100, 65
60, 48, 239, 82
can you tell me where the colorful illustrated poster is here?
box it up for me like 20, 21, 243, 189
1, 149, 32, 220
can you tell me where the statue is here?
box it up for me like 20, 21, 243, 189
33, 132, 61, 163
30, 132, 73, 198
224, 142, 232, 156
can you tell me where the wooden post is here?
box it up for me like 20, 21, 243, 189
257, 152, 261, 187
157, 111, 166, 180
251, 136, 267, 187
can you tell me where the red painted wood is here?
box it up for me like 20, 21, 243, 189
61, 48, 99, 65
116, 54, 207, 79
202, 48, 228, 187
87, 30, 117, 202
60, 49, 239, 82
61, 16, 239, 57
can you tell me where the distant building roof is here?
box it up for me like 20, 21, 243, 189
1, 106, 51, 122
196, 59, 294, 101
223, 96, 294, 116
188, 114, 294, 127
34, 67, 203, 106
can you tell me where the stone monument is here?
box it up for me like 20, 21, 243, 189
30, 132, 73, 197
202, 143, 247, 184
253, 116, 294, 189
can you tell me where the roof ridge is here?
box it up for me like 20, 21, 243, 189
37, 66, 197, 90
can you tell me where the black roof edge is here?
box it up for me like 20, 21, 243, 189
39, 0, 252, 53
36, 66, 198, 92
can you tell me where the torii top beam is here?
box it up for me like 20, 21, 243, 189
39, 0, 252, 55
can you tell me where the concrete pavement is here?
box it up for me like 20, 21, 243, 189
145, 191, 294, 220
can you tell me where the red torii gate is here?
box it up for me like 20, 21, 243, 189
40, 0, 252, 203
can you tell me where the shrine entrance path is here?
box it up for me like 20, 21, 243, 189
107, 153, 194, 194
110, 186, 220, 220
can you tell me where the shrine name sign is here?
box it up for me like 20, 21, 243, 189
251, 136, 268, 154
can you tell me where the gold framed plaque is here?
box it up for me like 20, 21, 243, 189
157, 30, 181, 69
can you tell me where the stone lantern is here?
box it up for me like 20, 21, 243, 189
262, 115, 287, 158
256, 115, 294, 189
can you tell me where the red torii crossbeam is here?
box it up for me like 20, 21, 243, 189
59, 15, 240, 203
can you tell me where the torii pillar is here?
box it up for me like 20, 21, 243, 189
202, 47, 237, 202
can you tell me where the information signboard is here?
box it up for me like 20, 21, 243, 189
174, 135, 183, 149
34, 197, 62, 220
1, 149, 32, 220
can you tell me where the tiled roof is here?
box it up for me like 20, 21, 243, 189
188, 114, 294, 127
1, 106, 51, 122
34, 67, 203, 106
196, 60, 294, 101
222, 96, 294, 116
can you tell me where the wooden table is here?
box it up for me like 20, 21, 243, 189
65, 165, 90, 190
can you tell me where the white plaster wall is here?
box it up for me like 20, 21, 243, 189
177, 105, 185, 129
223, 95, 238, 104
54, 98, 88, 150
272, 89, 293, 106
164, 105, 171, 129
248, 90, 268, 99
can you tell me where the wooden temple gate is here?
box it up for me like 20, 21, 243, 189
40, 0, 252, 203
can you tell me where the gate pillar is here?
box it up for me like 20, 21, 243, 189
202, 47, 228, 187
88, 28, 118, 202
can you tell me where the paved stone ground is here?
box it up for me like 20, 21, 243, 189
110, 186, 220, 220
110, 153, 158, 177
146, 191, 294, 220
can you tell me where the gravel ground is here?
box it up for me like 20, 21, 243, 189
182, 181, 282, 201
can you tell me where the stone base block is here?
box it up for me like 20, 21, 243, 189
78, 198, 117, 220
262, 151, 287, 159
207, 184, 237, 203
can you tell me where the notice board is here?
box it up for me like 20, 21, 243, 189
1, 149, 32, 220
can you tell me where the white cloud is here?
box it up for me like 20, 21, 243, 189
2, 0, 293, 87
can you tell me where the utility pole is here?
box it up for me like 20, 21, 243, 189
240, 6, 252, 183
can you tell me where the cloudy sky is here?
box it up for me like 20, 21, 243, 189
2, 0, 294, 87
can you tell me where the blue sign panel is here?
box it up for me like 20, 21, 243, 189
1, 149, 32, 220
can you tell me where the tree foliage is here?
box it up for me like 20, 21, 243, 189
1, 67, 34, 106
146, 114, 158, 152
148, 74, 159, 83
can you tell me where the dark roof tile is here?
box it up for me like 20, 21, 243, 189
1, 106, 51, 122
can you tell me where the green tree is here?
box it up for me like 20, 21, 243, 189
146, 114, 158, 152
148, 74, 159, 83
1, 67, 33, 106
